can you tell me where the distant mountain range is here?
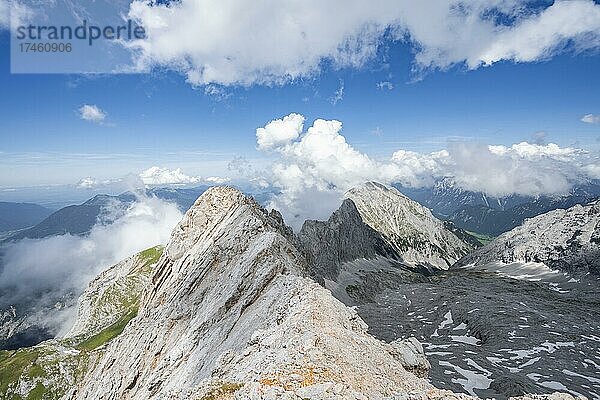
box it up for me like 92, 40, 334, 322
397, 178, 600, 236
1, 186, 277, 243
1, 187, 211, 242
0, 202, 53, 233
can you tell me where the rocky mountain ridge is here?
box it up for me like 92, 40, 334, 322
73, 186, 434, 399
0, 185, 591, 399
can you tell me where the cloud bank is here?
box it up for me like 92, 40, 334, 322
126, 0, 600, 86
0, 195, 183, 334
256, 113, 600, 228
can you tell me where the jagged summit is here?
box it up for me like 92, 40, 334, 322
159, 185, 292, 264
298, 197, 400, 281
345, 181, 474, 270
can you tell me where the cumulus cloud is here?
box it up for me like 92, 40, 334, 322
256, 113, 600, 228
78, 104, 106, 123
392, 142, 590, 198
0, 195, 183, 335
125, 0, 600, 86
256, 113, 305, 151
581, 114, 600, 124
256, 114, 398, 227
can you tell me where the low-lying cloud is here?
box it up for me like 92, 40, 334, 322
256, 113, 600, 229
0, 195, 183, 335
140, 166, 202, 185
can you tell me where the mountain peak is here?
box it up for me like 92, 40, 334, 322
164, 186, 268, 261
345, 182, 474, 270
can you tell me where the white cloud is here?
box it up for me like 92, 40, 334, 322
581, 114, 600, 124
257, 113, 600, 228
330, 79, 344, 105
205, 176, 231, 184
391, 142, 590, 198
474, 1, 600, 68
256, 114, 399, 227
78, 104, 107, 123
204, 84, 232, 101
0, 0, 33, 31
0, 0, 8, 29
139, 166, 201, 185
256, 113, 305, 151
76, 174, 144, 191
77, 177, 100, 189
376, 81, 394, 90
0, 195, 182, 335
125, 0, 600, 86
138, 166, 229, 186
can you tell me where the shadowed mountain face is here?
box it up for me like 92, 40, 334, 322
298, 199, 401, 282
2, 187, 210, 242
298, 182, 476, 283
0, 202, 53, 233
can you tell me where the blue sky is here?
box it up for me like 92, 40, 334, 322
0, 0, 599, 205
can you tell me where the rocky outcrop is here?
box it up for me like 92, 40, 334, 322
0, 186, 591, 400
346, 183, 474, 270
456, 200, 600, 277
65, 246, 161, 340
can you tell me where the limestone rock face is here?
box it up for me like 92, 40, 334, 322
298, 183, 475, 284
456, 200, 600, 276
345, 182, 474, 270
75, 186, 430, 399
388, 337, 430, 378
298, 199, 400, 281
